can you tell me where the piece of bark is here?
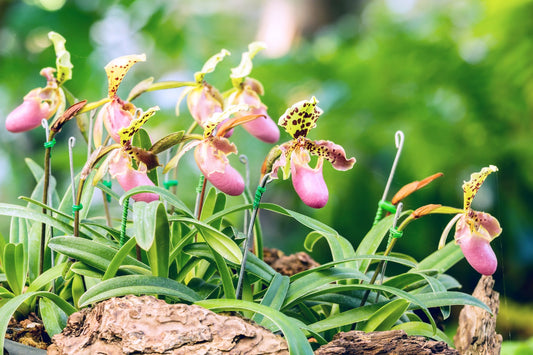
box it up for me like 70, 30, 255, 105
263, 247, 320, 276
454, 275, 502, 355
47, 295, 288, 354
314, 329, 458, 355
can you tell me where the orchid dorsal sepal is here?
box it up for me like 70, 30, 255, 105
230, 42, 267, 87
195, 49, 231, 83
105, 54, 146, 98
463, 165, 498, 210
48, 31, 73, 86
117, 106, 160, 146
278, 96, 323, 138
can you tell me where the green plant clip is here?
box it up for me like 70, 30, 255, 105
373, 200, 397, 226
196, 175, 205, 194
120, 198, 130, 247
387, 226, 403, 245
43, 138, 57, 149
253, 186, 266, 209
163, 179, 178, 190
71, 204, 83, 216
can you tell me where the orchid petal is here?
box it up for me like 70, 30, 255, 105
194, 140, 244, 196
278, 96, 322, 139
118, 106, 159, 146
203, 104, 249, 138
108, 150, 158, 202
290, 148, 328, 208
187, 84, 223, 126
105, 54, 146, 98
304, 139, 356, 171
462, 165, 498, 211
100, 100, 135, 143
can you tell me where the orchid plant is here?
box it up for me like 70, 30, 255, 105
0, 32, 501, 354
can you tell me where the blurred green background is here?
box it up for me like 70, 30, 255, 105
1, 0, 532, 343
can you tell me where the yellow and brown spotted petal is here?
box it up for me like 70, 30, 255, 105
462, 165, 498, 210
303, 139, 356, 171
118, 106, 159, 146
105, 54, 146, 98
278, 96, 323, 139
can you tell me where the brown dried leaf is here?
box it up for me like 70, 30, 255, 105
51, 100, 87, 133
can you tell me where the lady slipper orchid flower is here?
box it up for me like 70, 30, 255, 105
227, 78, 279, 143
227, 42, 279, 143
270, 97, 355, 208
96, 106, 160, 202
164, 105, 262, 196
5, 68, 61, 133
94, 54, 146, 146
440, 165, 502, 275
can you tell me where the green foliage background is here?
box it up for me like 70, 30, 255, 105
0, 0, 531, 337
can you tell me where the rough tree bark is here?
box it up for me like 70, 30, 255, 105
313, 329, 459, 354
454, 275, 502, 355
47, 295, 288, 354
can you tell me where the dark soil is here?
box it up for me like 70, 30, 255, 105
5, 313, 50, 350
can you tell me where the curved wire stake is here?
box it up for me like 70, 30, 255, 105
381, 130, 405, 202
68, 137, 77, 204
41, 119, 50, 140
236, 173, 272, 300
239, 154, 250, 231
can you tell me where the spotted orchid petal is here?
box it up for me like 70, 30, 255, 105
194, 138, 244, 196
228, 84, 279, 143
462, 165, 498, 211
290, 148, 329, 208
304, 139, 356, 171
108, 150, 159, 202
105, 54, 146, 98
455, 214, 499, 275
278, 96, 323, 139
117, 106, 159, 146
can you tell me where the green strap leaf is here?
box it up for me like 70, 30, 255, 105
2, 243, 27, 296
361, 299, 410, 332
392, 321, 454, 346
39, 297, 68, 338
78, 275, 200, 307
414, 240, 463, 273
196, 298, 314, 355
252, 273, 289, 325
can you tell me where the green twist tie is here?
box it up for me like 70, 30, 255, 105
196, 175, 205, 194
164, 179, 179, 189
72, 204, 83, 216
102, 180, 112, 202
387, 226, 403, 245
43, 138, 56, 149
253, 186, 266, 209
120, 198, 130, 247
373, 200, 397, 226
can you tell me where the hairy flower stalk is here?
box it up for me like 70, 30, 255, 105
270, 97, 355, 208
